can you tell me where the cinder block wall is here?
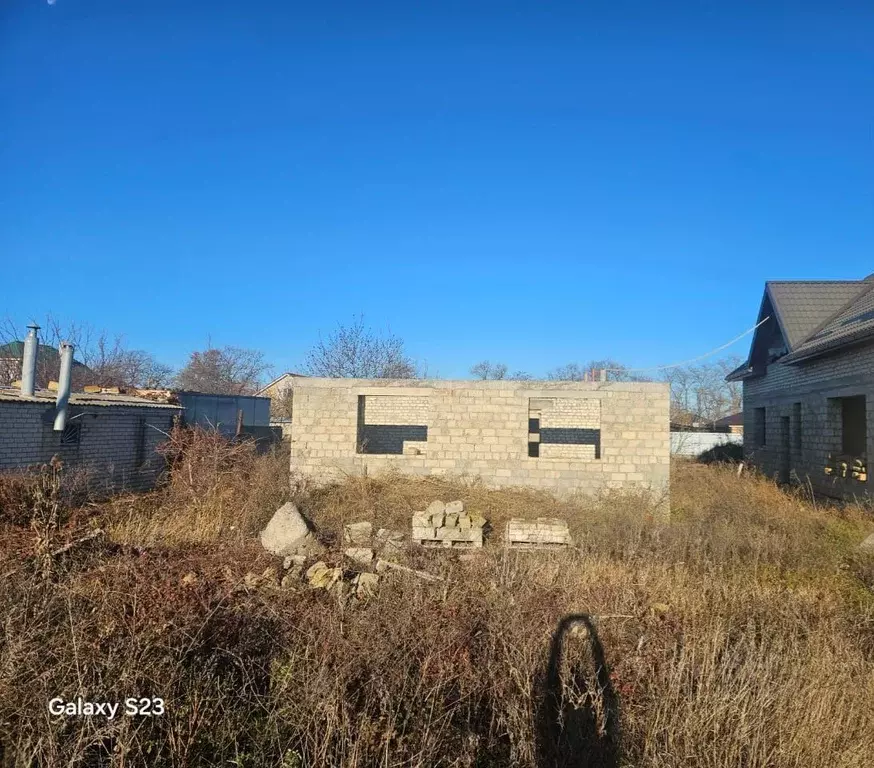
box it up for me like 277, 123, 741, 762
0, 402, 178, 492
289, 379, 670, 506
742, 344, 874, 499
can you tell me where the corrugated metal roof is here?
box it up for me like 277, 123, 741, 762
766, 281, 864, 349
0, 388, 181, 409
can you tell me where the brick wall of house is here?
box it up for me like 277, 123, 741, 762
0, 401, 178, 492
289, 379, 670, 509
742, 342, 874, 499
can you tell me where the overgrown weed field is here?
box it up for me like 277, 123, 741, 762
0, 429, 872, 767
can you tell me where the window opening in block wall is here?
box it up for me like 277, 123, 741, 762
528, 415, 541, 457
838, 395, 867, 457
754, 407, 766, 446
792, 402, 802, 451
528, 397, 601, 460
356, 395, 429, 455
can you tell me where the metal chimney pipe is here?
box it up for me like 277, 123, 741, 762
20, 324, 40, 396
53, 342, 74, 432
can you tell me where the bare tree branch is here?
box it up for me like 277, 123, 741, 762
0, 314, 173, 389
548, 359, 651, 383
304, 315, 418, 378
174, 346, 272, 395
470, 361, 508, 380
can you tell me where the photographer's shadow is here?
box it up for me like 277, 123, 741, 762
535, 614, 620, 768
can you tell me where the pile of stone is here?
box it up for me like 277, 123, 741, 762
342, 520, 406, 564
412, 500, 485, 548
305, 560, 380, 599
505, 518, 572, 549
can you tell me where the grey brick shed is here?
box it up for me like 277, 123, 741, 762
0, 388, 181, 492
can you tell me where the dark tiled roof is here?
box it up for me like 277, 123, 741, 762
782, 281, 874, 363
766, 281, 865, 349
726, 274, 874, 381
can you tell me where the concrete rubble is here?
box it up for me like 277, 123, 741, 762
344, 521, 373, 546
376, 558, 443, 582
344, 547, 374, 566
283, 554, 307, 570
352, 572, 380, 598
412, 500, 484, 548
260, 502, 325, 556
242, 566, 282, 590
304, 559, 382, 600
375, 528, 405, 553
505, 518, 573, 549
306, 561, 342, 590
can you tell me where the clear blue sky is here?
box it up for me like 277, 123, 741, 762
2, 1, 872, 379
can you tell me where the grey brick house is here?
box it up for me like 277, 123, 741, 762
726, 275, 874, 500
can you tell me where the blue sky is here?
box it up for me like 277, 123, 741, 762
1, 1, 872, 379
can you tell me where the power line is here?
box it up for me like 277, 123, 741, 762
606, 316, 770, 373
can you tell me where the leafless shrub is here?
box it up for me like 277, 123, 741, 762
107, 424, 290, 547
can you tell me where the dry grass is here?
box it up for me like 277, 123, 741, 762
0, 434, 872, 767
105, 426, 292, 547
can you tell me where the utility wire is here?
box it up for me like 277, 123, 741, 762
605, 316, 770, 373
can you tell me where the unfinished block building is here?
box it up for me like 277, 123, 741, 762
727, 275, 874, 500
288, 378, 670, 505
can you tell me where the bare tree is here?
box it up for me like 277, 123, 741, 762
662, 356, 743, 425
0, 314, 173, 389
304, 315, 418, 378
270, 387, 295, 419
470, 360, 508, 380
548, 359, 650, 382
470, 361, 534, 380
175, 346, 272, 395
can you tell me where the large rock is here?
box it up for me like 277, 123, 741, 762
260, 502, 324, 556
859, 532, 874, 553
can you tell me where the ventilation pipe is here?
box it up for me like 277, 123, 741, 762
20, 324, 40, 396
53, 342, 74, 432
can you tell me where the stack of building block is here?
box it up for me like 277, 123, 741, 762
505, 518, 572, 549
412, 500, 485, 548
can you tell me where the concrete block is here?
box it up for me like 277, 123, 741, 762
426, 500, 446, 516
344, 521, 373, 546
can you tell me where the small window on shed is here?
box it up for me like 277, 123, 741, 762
60, 422, 81, 446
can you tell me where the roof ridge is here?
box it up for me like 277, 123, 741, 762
792, 281, 874, 349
